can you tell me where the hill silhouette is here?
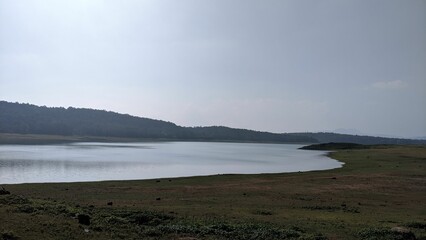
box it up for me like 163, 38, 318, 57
0, 101, 314, 143
1, 101, 425, 145
288, 132, 425, 145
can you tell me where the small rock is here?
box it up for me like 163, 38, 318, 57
84, 228, 90, 233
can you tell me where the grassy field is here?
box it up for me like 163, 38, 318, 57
1, 145, 425, 239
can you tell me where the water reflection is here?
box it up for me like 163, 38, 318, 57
0, 142, 343, 184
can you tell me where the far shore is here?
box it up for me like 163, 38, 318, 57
0, 133, 315, 145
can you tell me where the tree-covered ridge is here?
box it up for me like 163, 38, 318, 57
1, 101, 425, 145
188, 126, 315, 143
0, 101, 315, 143
0, 101, 181, 138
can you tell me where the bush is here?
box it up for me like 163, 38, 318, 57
0, 195, 30, 205
119, 211, 174, 226
406, 222, 426, 229
15, 204, 35, 213
77, 214, 91, 225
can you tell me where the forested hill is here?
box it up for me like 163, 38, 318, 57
0, 101, 315, 143
1, 101, 425, 145
0, 101, 182, 138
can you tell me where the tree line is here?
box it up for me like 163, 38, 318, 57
0, 101, 315, 143
1, 101, 424, 145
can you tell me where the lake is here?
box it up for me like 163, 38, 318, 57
0, 142, 342, 184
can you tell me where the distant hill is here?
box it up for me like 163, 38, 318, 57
0, 101, 315, 143
188, 126, 314, 143
1, 101, 425, 145
288, 132, 426, 145
0, 101, 182, 138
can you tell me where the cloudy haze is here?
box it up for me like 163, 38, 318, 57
1, 0, 425, 138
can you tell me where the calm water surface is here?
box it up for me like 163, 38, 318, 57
0, 142, 342, 184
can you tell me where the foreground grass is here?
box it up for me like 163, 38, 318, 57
1, 145, 425, 239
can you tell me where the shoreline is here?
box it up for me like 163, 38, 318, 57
0, 142, 342, 185
0, 133, 316, 145
0, 145, 345, 185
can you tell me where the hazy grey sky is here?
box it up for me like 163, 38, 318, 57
1, 0, 425, 138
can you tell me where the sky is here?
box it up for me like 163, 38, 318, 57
1, 0, 425, 138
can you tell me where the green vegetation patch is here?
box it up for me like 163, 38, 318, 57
0, 193, 326, 240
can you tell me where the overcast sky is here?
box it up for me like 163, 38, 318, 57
1, 0, 425, 138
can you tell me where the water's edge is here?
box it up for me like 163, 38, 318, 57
0, 142, 343, 184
